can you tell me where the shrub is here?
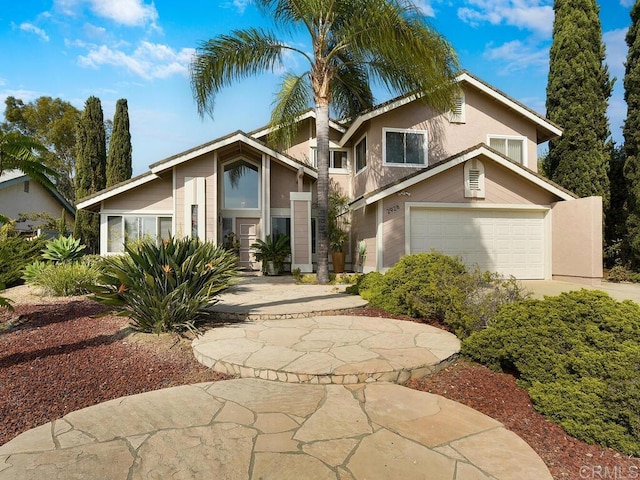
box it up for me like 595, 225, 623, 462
24, 261, 102, 296
463, 290, 640, 456
92, 236, 238, 334
356, 253, 526, 337
607, 265, 640, 283
0, 233, 48, 288
41, 235, 86, 262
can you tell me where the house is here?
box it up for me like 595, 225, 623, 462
76, 71, 602, 285
0, 170, 75, 234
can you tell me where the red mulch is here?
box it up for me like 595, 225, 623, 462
0, 298, 229, 446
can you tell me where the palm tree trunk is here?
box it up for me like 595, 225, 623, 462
315, 102, 330, 284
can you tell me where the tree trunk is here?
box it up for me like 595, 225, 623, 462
315, 102, 330, 284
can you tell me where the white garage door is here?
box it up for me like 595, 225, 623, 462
409, 208, 546, 279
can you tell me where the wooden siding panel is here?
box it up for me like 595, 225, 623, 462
103, 175, 173, 212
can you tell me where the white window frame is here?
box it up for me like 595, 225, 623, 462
487, 134, 528, 168
382, 127, 428, 167
104, 214, 173, 254
310, 147, 350, 173
354, 134, 367, 174
448, 92, 466, 123
222, 157, 262, 210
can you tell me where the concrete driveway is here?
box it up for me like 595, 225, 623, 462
521, 279, 640, 304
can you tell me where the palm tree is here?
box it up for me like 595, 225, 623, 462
0, 131, 57, 190
191, 0, 459, 283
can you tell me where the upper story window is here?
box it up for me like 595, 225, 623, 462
355, 136, 367, 173
223, 159, 260, 209
448, 92, 466, 123
311, 148, 348, 170
383, 128, 427, 166
488, 135, 526, 166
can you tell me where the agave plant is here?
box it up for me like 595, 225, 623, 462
42, 235, 86, 263
251, 234, 291, 275
92, 236, 238, 334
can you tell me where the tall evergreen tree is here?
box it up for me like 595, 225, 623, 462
106, 99, 132, 187
74, 96, 106, 253
546, 0, 613, 210
624, 1, 640, 266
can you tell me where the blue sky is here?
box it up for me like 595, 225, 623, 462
0, 0, 632, 176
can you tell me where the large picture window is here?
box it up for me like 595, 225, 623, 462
107, 215, 172, 253
488, 135, 525, 165
355, 136, 367, 172
223, 159, 260, 209
272, 217, 291, 239
383, 128, 427, 166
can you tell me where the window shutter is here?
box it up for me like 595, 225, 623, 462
449, 94, 466, 123
468, 169, 480, 191
464, 160, 485, 198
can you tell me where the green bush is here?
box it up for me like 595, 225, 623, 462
23, 261, 102, 296
92, 236, 238, 334
356, 253, 526, 337
607, 265, 640, 283
0, 233, 48, 288
463, 289, 640, 456
41, 235, 86, 262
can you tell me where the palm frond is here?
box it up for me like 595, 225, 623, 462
268, 72, 313, 149
329, 49, 375, 119
0, 132, 58, 191
191, 28, 298, 117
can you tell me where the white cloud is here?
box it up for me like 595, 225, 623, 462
604, 28, 628, 80
458, 0, 553, 36
19, 23, 50, 42
78, 41, 195, 80
414, 1, 436, 17
621, 0, 634, 7
232, 0, 251, 14
54, 0, 159, 28
483, 40, 549, 74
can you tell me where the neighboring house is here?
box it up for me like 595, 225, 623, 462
0, 170, 75, 234
76, 71, 602, 284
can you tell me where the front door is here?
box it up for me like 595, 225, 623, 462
236, 218, 260, 270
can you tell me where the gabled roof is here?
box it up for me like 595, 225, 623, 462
249, 109, 347, 140
77, 131, 318, 211
339, 71, 562, 146
350, 143, 575, 210
0, 170, 75, 216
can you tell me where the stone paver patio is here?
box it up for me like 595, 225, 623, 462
0, 379, 552, 479
193, 315, 460, 384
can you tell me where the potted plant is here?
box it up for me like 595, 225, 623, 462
251, 234, 291, 275
328, 182, 350, 273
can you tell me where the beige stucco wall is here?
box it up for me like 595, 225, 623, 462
292, 199, 310, 265
551, 196, 603, 284
0, 180, 74, 232
102, 175, 173, 212
350, 204, 378, 271
353, 85, 540, 199
271, 162, 303, 208
175, 153, 216, 241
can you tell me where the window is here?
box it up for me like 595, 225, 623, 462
107, 215, 172, 253
311, 149, 348, 170
355, 136, 367, 172
449, 93, 466, 123
23, 181, 29, 193
191, 205, 198, 238
383, 128, 427, 166
272, 217, 291, 239
488, 136, 526, 165
223, 159, 260, 209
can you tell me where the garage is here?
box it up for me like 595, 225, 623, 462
409, 207, 547, 279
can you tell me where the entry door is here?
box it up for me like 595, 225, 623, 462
236, 218, 260, 270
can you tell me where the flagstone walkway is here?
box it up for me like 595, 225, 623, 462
0, 277, 554, 479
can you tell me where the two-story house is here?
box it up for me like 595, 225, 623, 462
77, 71, 603, 284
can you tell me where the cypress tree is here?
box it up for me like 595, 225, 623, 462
74, 96, 106, 253
546, 0, 613, 210
624, 1, 640, 266
106, 99, 132, 187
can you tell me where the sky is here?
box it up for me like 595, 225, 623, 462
0, 0, 633, 177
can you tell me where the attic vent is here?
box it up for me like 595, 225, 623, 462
464, 159, 485, 198
449, 93, 466, 123
468, 169, 480, 190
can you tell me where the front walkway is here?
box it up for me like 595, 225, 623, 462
0, 276, 553, 479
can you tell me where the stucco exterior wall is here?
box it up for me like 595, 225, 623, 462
102, 175, 173, 212
175, 153, 216, 241
353, 85, 540, 199
271, 162, 302, 208
0, 180, 74, 232
551, 196, 603, 285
